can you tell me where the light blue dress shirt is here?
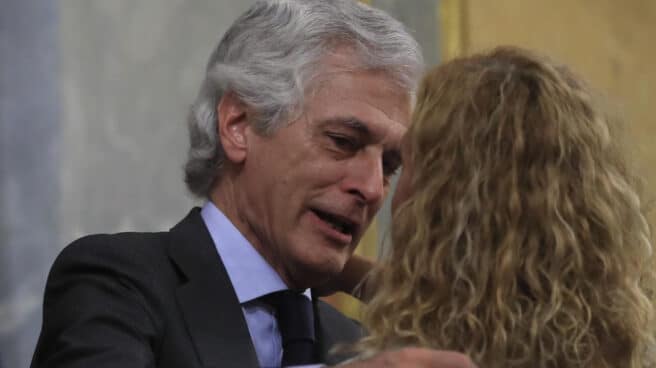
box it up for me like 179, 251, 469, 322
201, 202, 321, 368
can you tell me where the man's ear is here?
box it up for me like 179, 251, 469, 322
217, 92, 250, 164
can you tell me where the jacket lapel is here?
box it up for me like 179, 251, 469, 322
312, 290, 365, 365
168, 208, 259, 368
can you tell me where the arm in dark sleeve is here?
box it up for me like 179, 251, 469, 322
31, 235, 161, 368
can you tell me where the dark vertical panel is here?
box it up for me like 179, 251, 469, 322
0, 0, 60, 367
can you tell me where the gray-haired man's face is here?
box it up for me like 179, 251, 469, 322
230, 57, 411, 288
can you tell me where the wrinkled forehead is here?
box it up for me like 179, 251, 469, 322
306, 71, 411, 142
306, 47, 413, 101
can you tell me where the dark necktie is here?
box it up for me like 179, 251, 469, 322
264, 290, 317, 366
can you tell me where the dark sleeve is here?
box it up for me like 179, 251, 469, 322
31, 235, 161, 368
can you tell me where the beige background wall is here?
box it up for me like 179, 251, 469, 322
457, 0, 656, 222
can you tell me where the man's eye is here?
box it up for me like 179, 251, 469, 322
328, 133, 358, 151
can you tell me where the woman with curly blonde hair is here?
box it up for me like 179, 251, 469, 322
350, 46, 656, 367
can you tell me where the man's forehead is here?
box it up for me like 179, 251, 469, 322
308, 53, 411, 108
300, 60, 412, 146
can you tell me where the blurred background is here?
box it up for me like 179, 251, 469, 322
1, 1, 654, 367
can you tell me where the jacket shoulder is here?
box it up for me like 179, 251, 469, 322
58, 232, 169, 265
33, 232, 174, 368
50, 231, 176, 293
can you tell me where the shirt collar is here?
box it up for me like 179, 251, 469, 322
200, 202, 310, 303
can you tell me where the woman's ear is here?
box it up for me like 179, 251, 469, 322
217, 92, 250, 164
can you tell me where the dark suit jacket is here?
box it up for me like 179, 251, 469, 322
31, 208, 363, 368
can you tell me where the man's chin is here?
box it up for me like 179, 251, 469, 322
288, 255, 347, 290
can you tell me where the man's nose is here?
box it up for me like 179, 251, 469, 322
341, 151, 385, 206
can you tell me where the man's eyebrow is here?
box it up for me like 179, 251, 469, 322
321, 117, 404, 152
322, 117, 371, 136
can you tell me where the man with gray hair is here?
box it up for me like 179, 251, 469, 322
31, 1, 475, 367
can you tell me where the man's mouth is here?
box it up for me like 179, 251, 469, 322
310, 208, 357, 238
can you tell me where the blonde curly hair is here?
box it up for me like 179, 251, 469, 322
356, 47, 656, 367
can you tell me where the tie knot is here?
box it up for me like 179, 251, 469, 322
262, 290, 317, 366
263, 290, 315, 342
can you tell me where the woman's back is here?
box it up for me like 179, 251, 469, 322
356, 46, 656, 368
